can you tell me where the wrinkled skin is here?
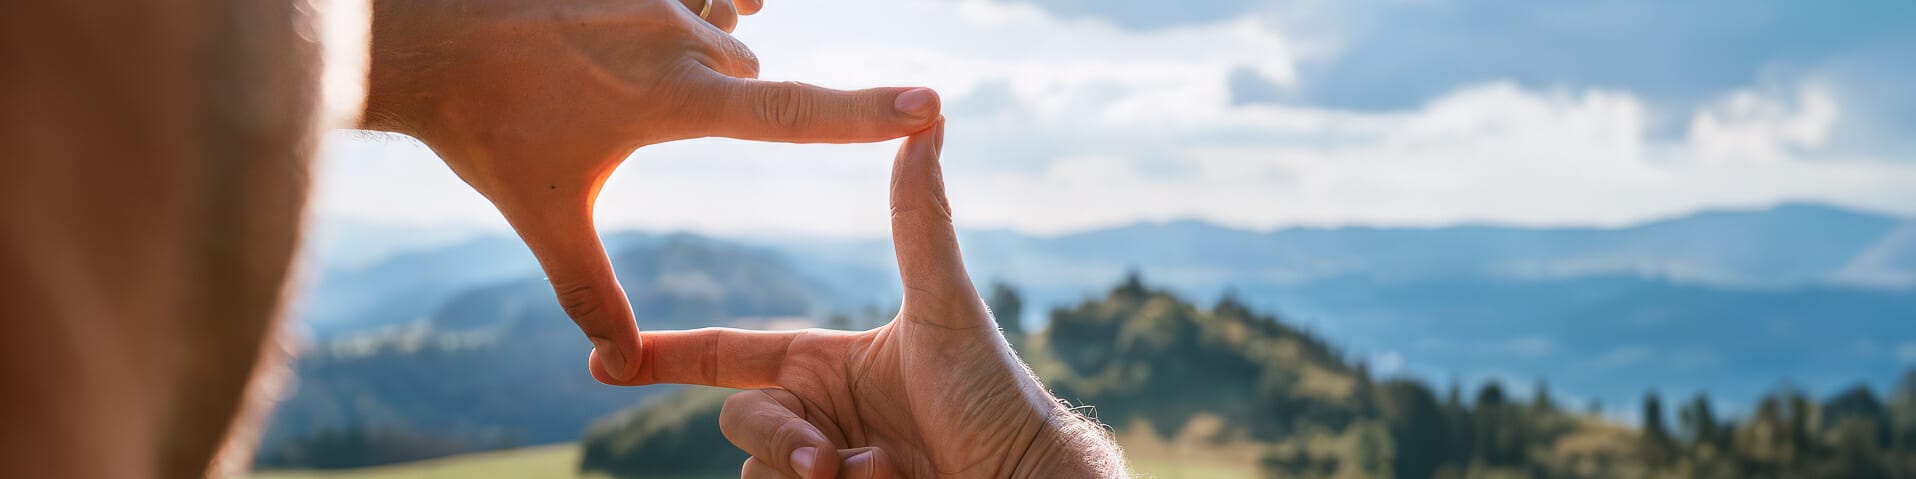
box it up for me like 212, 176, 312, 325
359, 1, 1120, 476
603, 123, 1119, 479
3, 0, 1124, 476
361, 0, 943, 383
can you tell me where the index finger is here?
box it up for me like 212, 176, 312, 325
737, 0, 763, 15
684, 72, 940, 145
599, 328, 846, 388
492, 189, 644, 384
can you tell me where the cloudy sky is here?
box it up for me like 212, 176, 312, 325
315, 0, 1916, 237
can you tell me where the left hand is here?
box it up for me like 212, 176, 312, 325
358, 0, 942, 383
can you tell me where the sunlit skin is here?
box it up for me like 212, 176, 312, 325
361, 0, 942, 383
589, 123, 1122, 478
359, 1, 1121, 476
2, 0, 1124, 476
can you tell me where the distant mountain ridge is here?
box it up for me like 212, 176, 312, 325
575, 282, 1916, 479
274, 202, 1916, 464
762, 203, 1916, 297
301, 203, 1916, 334
260, 235, 831, 464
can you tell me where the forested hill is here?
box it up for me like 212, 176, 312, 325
255, 235, 828, 469
299, 204, 1916, 412
578, 278, 1916, 478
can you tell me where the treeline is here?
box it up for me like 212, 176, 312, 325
253, 427, 516, 470
1284, 370, 1916, 478
268, 274, 1916, 478
1022, 275, 1916, 478
1627, 381, 1916, 478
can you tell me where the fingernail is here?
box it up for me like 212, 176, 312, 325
846, 450, 875, 474
591, 338, 630, 381
893, 88, 937, 120
791, 447, 817, 478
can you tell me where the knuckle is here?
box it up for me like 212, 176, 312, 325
552, 281, 604, 323
722, 391, 756, 414
756, 82, 812, 129
889, 200, 955, 226
729, 42, 761, 78
767, 417, 807, 452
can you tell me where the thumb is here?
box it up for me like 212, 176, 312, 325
501, 197, 641, 384
721, 389, 841, 479
888, 119, 981, 310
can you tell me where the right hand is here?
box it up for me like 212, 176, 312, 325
610, 122, 1128, 478
360, 0, 942, 383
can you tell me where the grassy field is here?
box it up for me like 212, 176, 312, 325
250, 445, 620, 479
250, 440, 1256, 479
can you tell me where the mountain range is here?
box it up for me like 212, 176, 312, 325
266, 203, 1916, 466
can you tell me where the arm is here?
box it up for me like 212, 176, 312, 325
1, 0, 328, 476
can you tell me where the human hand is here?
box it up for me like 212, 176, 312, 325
604, 122, 1127, 478
358, 0, 942, 382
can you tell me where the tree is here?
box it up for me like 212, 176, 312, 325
1824, 385, 1890, 448
1642, 391, 1673, 465
1678, 393, 1719, 446
984, 281, 1025, 337
1444, 378, 1474, 465
1473, 381, 1524, 466
1895, 369, 1916, 455
1532, 379, 1556, 415
1116, 268, 1147, 298
1378, 380, 1450, 479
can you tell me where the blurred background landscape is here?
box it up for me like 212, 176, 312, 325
258, 0, 1916, 477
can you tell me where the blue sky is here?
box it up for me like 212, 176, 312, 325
316, 0, 1916, 236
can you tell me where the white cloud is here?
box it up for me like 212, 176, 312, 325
1690, 83, 1840, 165
313, 0, 1916, 237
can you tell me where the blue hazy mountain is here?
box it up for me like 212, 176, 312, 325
297, 203, 1916, 418
747, 203, 1914, 307
261, 235, 827, 461
730, 203, 1916, 410
293, 234, 540, 336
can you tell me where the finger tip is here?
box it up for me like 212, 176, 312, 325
587, 340, 636, 384
892, 88, 942, 125
844, 449, 891, 479
790, 446, 818, 478
907, 118, 944, 154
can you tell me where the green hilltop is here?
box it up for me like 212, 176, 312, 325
576, 275, 1916, 478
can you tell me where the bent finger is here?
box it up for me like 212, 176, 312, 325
687, 23, 760, 79
681, 0, 741, 32
741, 457, 781, 479
736, 0, 763, 15
722, 389, 840, 479
744, 447, 892, 479
498, 198, 642, 384
699, 78, 939, 144
836, 447, 894, 479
